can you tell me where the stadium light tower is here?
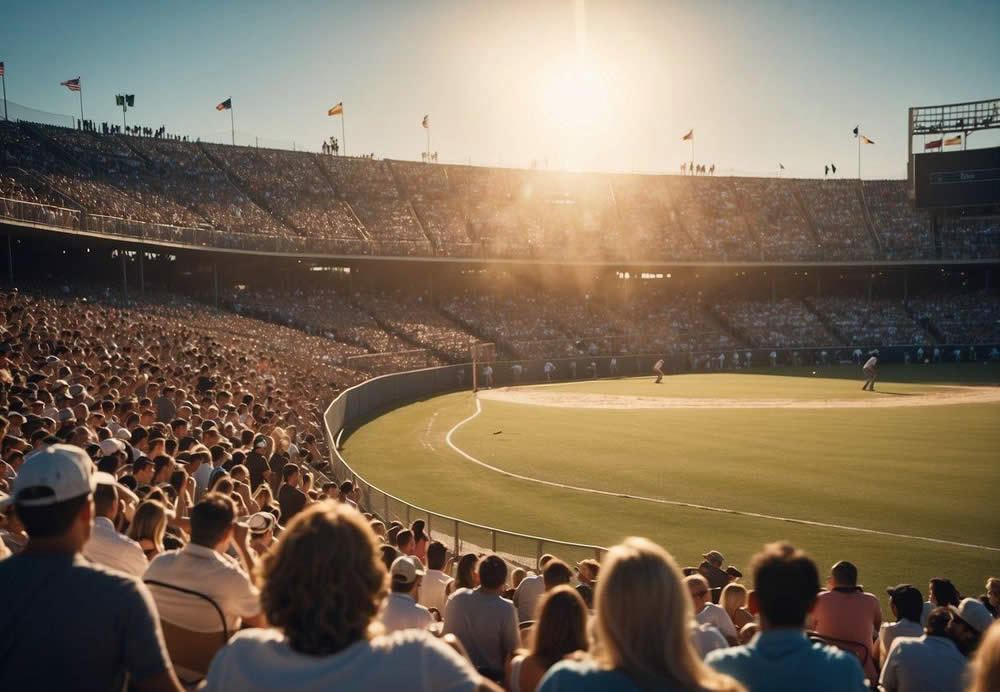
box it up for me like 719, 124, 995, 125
115, 93, 134, 130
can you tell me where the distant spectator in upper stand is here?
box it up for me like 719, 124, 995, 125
276, 463, 307, 523
874, 584, 925, 666
720, 582, 755, 631
443, 554, 520, 682
514, 553, 554, 622
706, 542, 867, 692
0, 444, 182, 692
924, 577, 962, 625
419, 540, 453, 613
807, 559, 881, 683
410, 519, 429, 564
967, 621, 1000, 692
538, 537, 743, 692
699, 549, 730, 603
202, 503, 497, 692
878, 607, 969, 692
380, 555, 434, 634
506, 586, 589, 692
574, 558, 599, 609
83, 475, 148, 577
686, 574, 739, 647
337, 480, 357, 509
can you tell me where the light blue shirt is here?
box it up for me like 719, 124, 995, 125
706, 629, 867, 692
538, 659, 685, 692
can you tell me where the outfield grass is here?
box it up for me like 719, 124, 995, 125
342, 364, 1000, 607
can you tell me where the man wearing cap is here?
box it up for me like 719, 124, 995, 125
875, 584, 926, 666
0, 444, 182, 691
248, 512, 277, 557
245, 435, 270, 491
862, 350, 878, 391
879, 607, 971, 692
575, 558, 599, 608
699, 550, 730, 603
381, 555, 435, 634
946, 597, 993, 656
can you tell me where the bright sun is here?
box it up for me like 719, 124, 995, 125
534, 55, 612, 169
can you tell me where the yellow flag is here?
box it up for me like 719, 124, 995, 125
328, 102, 343, 116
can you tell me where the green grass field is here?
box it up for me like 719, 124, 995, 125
342, 364, 1000, 608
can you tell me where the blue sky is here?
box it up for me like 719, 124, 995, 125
2, 0, 998, 178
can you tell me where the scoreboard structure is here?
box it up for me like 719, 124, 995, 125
908, 98, 1000, 209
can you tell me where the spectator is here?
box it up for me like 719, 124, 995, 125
720, 582, 755, 631
947, 598, 993, 657
706, 542, 867, 692
686, 574, 739, 645
447, 551, 480, 597
83, 477, 148, 576
575, 558, 599, 608
807, 559, 881, 683
244, 435, 270, 491
0, 444, 182, 691
411, 518, 429, 563
539, 537, 742, 691
878, 607, 969, 692
874, 584, 925, 666
396, 528, 415, 556
925, 577, 962, 623
144, 493, 265, 633
380, 555, 434, 634
542, 559, 573, 592
126, 499, 170, 561
698, 549, 730, 603
247, 511, 277, 557
514, 553, 554, 622
419, 540, 453, 613
337, 480, 357, 509
506, 586, 589, 692
443, 554, 520, 682
276, 463, 307, 523
202, 503, 496, 691
967, 621, 1000, 692
980, 577, 999, 618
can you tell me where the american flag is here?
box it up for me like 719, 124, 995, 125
0, 62, 5, 77
61, 77, 81, 92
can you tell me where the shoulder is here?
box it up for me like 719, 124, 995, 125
540, 659, 638, 692
376, 629, 467, 660
705, 642, 753, 667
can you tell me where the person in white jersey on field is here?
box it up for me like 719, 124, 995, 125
653, 359, 665, 384
862, 350, 879, 391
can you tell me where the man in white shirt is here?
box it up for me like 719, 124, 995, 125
145, 493, 264, 633
878, 608, 969, 692
653, 359, 665, 384
686, 574, 738, 644
419, 540, 453, 614
512, 553, 553, 622
862, 351, 878, 391
83, 479, 147, 578
874, 584, 925, 666
381, 556, 434, 634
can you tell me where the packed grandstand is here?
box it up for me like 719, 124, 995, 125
1, 116, 999, 692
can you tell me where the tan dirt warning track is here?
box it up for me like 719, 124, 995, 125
477, 385, 1000, 410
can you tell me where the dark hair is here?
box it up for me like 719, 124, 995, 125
752, 542, 820, 627
925, 607, 952, 636
96, 455, 120, 475
930, 578, 961, 607
891, 589, 925, 623
543, 559, 574, 590
395, 529, 413, 550
411, 519, 426, 542
427, 540, 448, 570
478, 554, 508, 590
133, 458, 153, 474
380, 544, 400, 572
17, 492, 90, 538
454, 552, 478, 590
93, 482, 118, 517
530, 585, 590, 666
281, 464, 299, 482
189, 493, 235, 547
830, 560, 858, 586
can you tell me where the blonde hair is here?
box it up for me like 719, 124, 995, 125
591, 537, 743, 691
720, 583, 749, 622
256, 501, 387, 656
968, 622, 1000, 692
254, 484, 275, 508
126, 499, 167, 551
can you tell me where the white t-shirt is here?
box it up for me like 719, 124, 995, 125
878, 618, 923, 659
202, 627, 480, 692
690, 622, 728, 659
419, 568, 453, 613
513, 573, 545, 621
695, 602, 738, 641
654, 360, 664, 370
864, 356, 877, 369
380, 592, 433, 634
144, 543, 261, 632
83, 516, 149, 578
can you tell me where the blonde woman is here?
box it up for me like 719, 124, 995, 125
253, 484, 280, 519
968, 621, 1000, 692
538, 537, 743, 691
126, 499, 168, 561
720, 583, 755, 630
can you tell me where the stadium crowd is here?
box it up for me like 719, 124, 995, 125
5, 121, 996, 262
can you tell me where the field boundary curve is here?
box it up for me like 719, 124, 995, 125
445, 397, 1000, 552
477, 385, 1000, 410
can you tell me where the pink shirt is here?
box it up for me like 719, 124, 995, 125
809, 588, 881, 682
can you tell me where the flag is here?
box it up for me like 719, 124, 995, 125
779, 163, 785, 170
61, 77, 81, 92
328, 102, 343, 116
852, 126, 859, 137
925, 139, 942, 150
861, 135, 875, 144
943, 135, 962, 146
115, 94, 124, 106
682, 129, 693, 141
0, 62, 5, 77
216, 98, 231, 111
422, 115, 429, 128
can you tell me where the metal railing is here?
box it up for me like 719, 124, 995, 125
322, 366, 606, 570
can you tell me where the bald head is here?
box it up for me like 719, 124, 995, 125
685, 574, 711, 611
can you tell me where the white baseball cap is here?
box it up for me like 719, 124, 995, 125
949, 598, 994, 634
390, 555, 426, 585
0, 444, 114, 509
99, 438, 126, 457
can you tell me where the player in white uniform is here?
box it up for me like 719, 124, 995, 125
653, 358, 665, 384
862, 351, 878, 391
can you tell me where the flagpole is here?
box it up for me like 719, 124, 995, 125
230, 101, 235, 146
78, 79, 84, 128
857, 126, 861, 180
341, 111, 346, 157
2, 71, 7, 122
426, 124, 430, 162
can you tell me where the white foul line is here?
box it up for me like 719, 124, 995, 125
445, 396, 1000, 553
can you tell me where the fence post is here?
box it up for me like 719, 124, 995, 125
453, 519, 460, 557
405, 504, 410, 526
384, 493, 389, 523
491, 531, 497, 553
536, 539, 543, 570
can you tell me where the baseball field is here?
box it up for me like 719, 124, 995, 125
341, 363, 1000, 605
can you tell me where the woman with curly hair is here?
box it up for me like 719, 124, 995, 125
202, 502, 500, 691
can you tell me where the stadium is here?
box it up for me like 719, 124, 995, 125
1, 2, 999, 691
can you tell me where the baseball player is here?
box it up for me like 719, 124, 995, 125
862, 350, 878, 391
653, 358, 665, 384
